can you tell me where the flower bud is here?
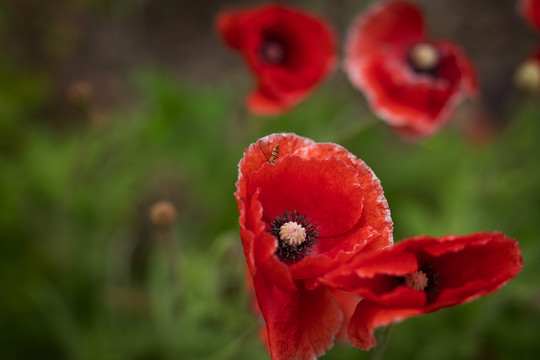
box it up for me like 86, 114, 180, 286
149, 201, 177, 227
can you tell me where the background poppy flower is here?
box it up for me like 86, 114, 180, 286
235, 133, 393, 359
321, 232, 523, 350
520, 0, 540, 31
344, 1, 477, 138
216, 4, 336, 115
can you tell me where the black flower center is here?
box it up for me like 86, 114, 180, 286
269, 210, 319, 264
407, 43, 440, 75
260, 38, 287, 65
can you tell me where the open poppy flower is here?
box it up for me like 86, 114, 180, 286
320, 232, 523, 350
520, 0, 540, 31
216, 5, 336, 115
235, 133, 393, 359
344, 1, 477, 137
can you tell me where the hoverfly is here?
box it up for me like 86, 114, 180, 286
259, 143, 280, 164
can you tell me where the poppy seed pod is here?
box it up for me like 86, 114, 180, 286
149, 201, 177, 228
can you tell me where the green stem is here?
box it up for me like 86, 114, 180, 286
370, 325, 394, 360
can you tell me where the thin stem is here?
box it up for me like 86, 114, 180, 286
370, 325, 394, 360
155, 226, 182, 304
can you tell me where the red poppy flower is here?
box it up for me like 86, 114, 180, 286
235, 133, 393, 359
520, 0, 540, 31
344, 1, 477, 138
320, 232, 523, 350
216, 5, 336, 115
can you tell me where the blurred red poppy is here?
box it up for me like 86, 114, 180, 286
344, 1, 477, 138
235, 133, 393, 359
520, 0, 540, 31
216, 5, 336, 115
321, 232, 523, 350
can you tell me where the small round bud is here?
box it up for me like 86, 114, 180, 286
514, 60, 540, 94
149, 201, 177, 227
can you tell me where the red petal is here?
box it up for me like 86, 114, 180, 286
345, 1, 425, 58
330, 289, 362, 342
320, 251, 424, 307
239, 133, 315, 182
253, 274, 342, 359
247, 155, 365, 237
435, 40, 478, 97
293, 142, 393, 251
215, 10, 245, 49
535, 46, 540, 61
250, 189, 296, 292
348, 300, 423, 350
520, 0, 540, 31
216, 5, 336, 115
289, 224, 379, 280
247, 86, 295, 116
422, 232, 523, 311
235, 179, 256, 275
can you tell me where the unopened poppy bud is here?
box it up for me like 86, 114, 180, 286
409, 43, 439, 72
514, 60, 540, 93
149, 201, 177, 227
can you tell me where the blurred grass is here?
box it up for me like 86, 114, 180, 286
1, 2, 540, 357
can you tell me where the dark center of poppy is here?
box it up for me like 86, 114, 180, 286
408, 43, 440, 75
269, 210, 319, 264
398, 261, 440, 301
260, 38, 287, 65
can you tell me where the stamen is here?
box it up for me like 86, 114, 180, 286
404, 270, 429, 291
268, 210, 319, 264
409, 43, 439, 73
279, 221, 306, 246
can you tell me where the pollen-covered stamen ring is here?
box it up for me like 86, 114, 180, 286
404, 270, 429, 291
398, 261, 440, 302
269, 210, 319, 264
408, 43, 440, 74
279, 221, 306, 246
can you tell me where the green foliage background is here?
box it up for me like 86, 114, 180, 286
1, 1, 540, 359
